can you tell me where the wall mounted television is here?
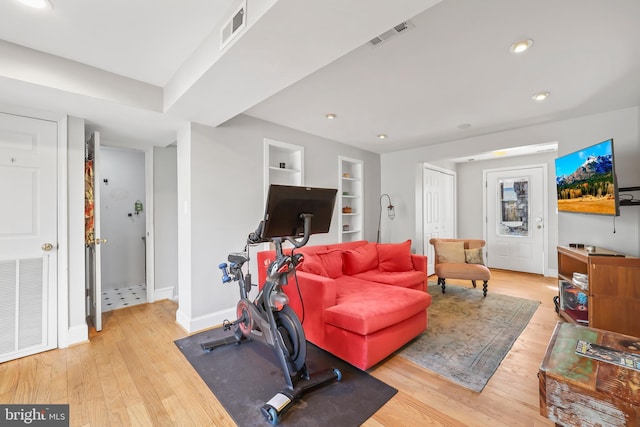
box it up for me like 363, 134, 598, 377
554, 138, 620, 216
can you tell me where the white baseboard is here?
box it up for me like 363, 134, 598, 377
63, 323, 89, 347
175, 307, 235, 334
154, 286, 175, 302
546, 268, 558, 278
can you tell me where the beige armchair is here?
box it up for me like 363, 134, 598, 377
429, 238, 491, 297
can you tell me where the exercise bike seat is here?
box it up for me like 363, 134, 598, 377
228, 252, 249, 266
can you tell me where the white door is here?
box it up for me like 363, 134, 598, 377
485, 166, 545, 274
0, 112, 58, 363
86, 132, 104, 331
423, 166, 455, 276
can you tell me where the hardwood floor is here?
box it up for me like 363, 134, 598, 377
0, 270, 559, 426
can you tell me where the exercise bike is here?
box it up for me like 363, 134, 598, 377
201, 185, 341, 425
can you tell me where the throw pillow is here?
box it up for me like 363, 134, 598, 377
298, 255, 328, 276
343, 243, 378, 275
435, 241, 466, 263
377, 240, 414, 272
465, 248, 485, 265
315, 250, 344, 279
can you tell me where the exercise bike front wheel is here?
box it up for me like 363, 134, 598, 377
275, 306, 307, 374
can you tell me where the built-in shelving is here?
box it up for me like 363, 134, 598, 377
338, 156, 363, 243
264, 139, 304, 201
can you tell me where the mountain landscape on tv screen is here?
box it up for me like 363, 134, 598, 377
556, 154, 613, 186
556, 154, 616, 215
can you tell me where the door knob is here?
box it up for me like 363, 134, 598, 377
41, 243, 54, 251
94, 238, 108, 245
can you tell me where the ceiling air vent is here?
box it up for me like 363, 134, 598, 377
369, 20, 415, 47
221, 1, 247, 50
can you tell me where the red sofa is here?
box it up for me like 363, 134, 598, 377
256, 240, 431, 370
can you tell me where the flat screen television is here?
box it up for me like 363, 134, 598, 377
261, 185, 337, 238
554, 138, 619, 216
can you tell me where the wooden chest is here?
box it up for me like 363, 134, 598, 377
539, 322, 640, 427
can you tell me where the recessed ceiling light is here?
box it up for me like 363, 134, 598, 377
325, 113, 336, 119
16, 0, 53, 9
377, 134, 387, 139
510, 39, 533, 54
457, 123, 471, 130
532, 91, 550, 101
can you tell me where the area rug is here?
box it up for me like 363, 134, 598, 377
397, 283, 540, 392
175, 326, 397, 426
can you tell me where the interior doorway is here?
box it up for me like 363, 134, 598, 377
99, 146, 148, 311
484, 165, 547, 274
420, 164, 456, 276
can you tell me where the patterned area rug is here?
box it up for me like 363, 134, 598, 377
397, 283, 540, 392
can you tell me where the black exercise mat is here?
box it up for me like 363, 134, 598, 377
175, 327, 397, 426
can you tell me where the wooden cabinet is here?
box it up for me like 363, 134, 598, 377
557, 245, 640, 337
338, 156, 363, 243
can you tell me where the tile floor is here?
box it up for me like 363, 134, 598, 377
102, 284, 147, 312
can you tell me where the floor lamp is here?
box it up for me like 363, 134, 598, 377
377, 193, 396, 243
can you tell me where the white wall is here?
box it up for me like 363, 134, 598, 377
99, 147, 146, 290
176, 114, 380, 332
382, 106, 640, 270
153, 145, 178, 297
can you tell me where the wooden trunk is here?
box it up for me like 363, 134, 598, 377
539, 322, 640, 426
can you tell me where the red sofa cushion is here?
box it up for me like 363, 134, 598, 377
377, 240, 413, 272
314, 250, 343, 279
324, 277, 430, 335
353, 270, 425, 290
298, 255, 328, 276
343, 243, 378, 275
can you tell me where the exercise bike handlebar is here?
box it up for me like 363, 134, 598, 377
248, 213, 314, 249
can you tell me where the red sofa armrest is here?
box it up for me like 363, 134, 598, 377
411, 254, 427, 274
285, 271, 337, 342
411, 254, 428, 292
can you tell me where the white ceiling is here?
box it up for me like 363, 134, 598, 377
1, 0, 639, 154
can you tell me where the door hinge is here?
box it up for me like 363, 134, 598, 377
86, 289, 89, 297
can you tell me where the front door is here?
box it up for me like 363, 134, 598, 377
485, 166, 545, 274
422, 166, 455, 276
0, 112, 58, 363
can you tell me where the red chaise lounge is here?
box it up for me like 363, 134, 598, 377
257, 240, 431, 370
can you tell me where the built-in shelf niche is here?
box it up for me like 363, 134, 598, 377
264, 139, 304, 201
338, 156, 363, 242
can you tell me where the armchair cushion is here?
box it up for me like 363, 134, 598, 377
434, 241, 466, 263
464, 247, 485, 265
377, 240, 414, 272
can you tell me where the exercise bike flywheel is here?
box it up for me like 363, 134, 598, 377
236, 300, 253, 336
274, 306, 307, 374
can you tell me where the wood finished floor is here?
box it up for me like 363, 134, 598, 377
0, 269, 559, 426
